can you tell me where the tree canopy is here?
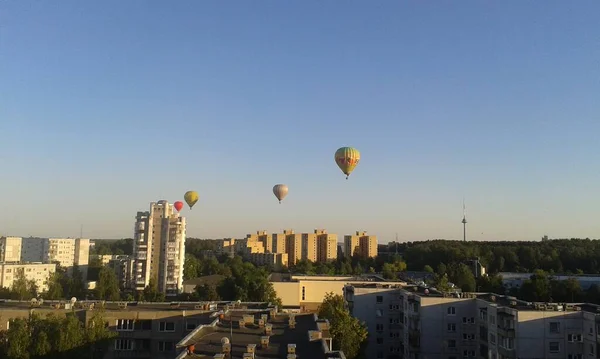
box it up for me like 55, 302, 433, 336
318, 293, 368, 359
0, 312, 115, 359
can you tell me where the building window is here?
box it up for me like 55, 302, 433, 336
186, 321, 197, 331
591, 344, 595, 354
447, 306, 456, 315
489, 334, 496, 344
549, 322, 561, 334
376, 295, 383, 303
376, 324, 384, 332
548, 342, 559, 353
115, 339, 133, 351
489, 315, 496, 325
447, 340, 456, 348
376, 337, 384, 345
568, 334, 583, 342
376, 351, 384, 359
302, 286, 306, 300
159, 321, 175, 332
116, 319, 134, 331
158, 341, 174, 352
447, 323, 456, 332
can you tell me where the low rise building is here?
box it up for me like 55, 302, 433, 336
270, 273, 400, 312
0, 263, 56, 292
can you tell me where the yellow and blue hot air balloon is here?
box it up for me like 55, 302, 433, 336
334, 147, 361, 179
184, 191, 199, 209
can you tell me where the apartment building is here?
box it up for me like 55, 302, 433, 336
0, 263, 56, 292
0, 236, 22, 262
215, 238, 236, 257
343, 231, 378, 259
235, 237, 264, 255
301, 232, 318, 262
247, 230, 271, 251
316, 229, 337, 262
284, 230, 302, 265
132, 200, 186, 295
344, 283, 600, 359
20, 237, 90, 278
271, 233, 286, 254
247, 252, 288, 269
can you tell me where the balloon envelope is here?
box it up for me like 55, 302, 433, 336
272, 184, 289, 204
184, 191, 199, 209
174, 201, 183, 212
334, 147, 361, 179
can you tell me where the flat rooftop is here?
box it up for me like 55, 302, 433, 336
270, 273, 391, 283
347, 283, 444, 297
0, 300, 268, 313
475, 293, 600, 314
186, 312, 330, 359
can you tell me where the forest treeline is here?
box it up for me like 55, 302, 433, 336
392, 238, 600, 274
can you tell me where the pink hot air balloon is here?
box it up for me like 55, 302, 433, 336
174, 201, 183, 212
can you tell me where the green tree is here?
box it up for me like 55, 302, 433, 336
11, 269, 31, 301
519, 270, 551, 302
95, 266, 120, 301
435, 273, 450, 292
449, 263, 477, 292
196, 283, 220, 301
477, 274, 505, 294
183, 254, 201, 280
44, 271, 64, 300
5, 317, 30, 359
317, 293, 368, 359
142, 279, 166, 302
423, 265, 434, 273
0, 311, 116, 359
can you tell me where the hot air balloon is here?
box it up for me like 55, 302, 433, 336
334, 147, 361, 179
184, 191, 199, 209
173, 201, 183, 212
272, 184, 289, 204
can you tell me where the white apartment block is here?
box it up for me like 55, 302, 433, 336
19, 237, 89, 278
0, 263, 56, 292
345, 283, 600, 359
132, 200, 186, 295
0, 236, 22, 262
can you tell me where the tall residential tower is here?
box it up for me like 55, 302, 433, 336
132, 200, 186, 296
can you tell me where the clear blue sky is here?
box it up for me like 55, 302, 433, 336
1, 1, 599, 242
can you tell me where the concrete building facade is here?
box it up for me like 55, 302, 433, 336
19, 237, 89, 278
247, 253, 288, 269
301, 232, 318, 263
316, 230, 338, 262
132, 200, 186, 295
343, 231, 378, 259
0, 237, 22, 263
270, 273, 396, 312
345, 283, 600, 359
0, 263, 56, 292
